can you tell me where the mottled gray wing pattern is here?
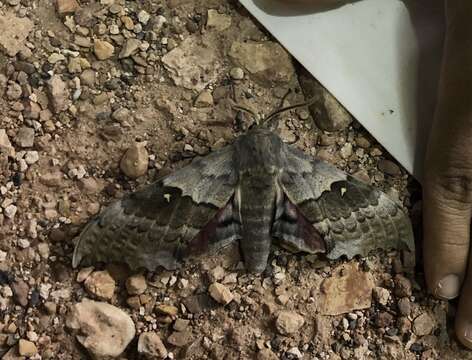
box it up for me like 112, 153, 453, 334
277, 145, 415, 259
72, 145, 238, 271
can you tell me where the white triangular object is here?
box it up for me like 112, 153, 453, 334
239, 0, 445, 180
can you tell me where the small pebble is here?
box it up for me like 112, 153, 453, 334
84, 271, 116, 300
230, 67, 244, 80
138, 10, 151, 25
18, 239, 30, 249
125, 274, 147, 295
120, 142, 149, 178
275, 311, 304, 335
15, 127, 35, 148
24, 151, 39, 165
94, 39, 115, 60
412, 313, 435, 336
208, 282, 233, 305
194, 90, 214, 108
378, 159, 401, 176
138, 332, 168, 359
18, 339, 38, 357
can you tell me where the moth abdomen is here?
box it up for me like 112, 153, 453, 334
238, 181, 278, 273
240, 230, 272, 273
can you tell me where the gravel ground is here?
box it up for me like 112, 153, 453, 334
0, 0, 469, 359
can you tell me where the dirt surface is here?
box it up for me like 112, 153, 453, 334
0, 0, 469, 359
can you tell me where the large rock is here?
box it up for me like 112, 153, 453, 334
320, 263, 375, 315
229, 41, 294, 84
66, 299, 136, 359
0, 13, 33, 57
162, 35, 221, 91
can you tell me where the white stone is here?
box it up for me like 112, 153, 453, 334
66, 299, 136, 359
18, 239, 30, 249
1, 285, 13, 297
4, 204, 17, 219
18, 158, 28, 172
39, 283, 52, 300
229, 67, 244, 80
287, 347, 303, 359
109, 24, 119, 35
138, 10, 151, 25
25, 151, 39, 165
38, 243, 50, 259
48, 53, 66, 64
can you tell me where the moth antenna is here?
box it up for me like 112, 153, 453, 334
229, 84, 260, 127
262, 97, 316, 128
279, 88, 293, 108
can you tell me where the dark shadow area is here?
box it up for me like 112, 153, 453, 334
251, 0, 360, 16
402, 0, 445, 180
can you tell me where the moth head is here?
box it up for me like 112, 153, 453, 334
231, 103, 263, 129
231, 97, 316, 132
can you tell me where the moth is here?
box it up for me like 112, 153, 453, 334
72, 102, 414, 273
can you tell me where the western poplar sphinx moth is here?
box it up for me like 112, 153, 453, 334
72, 103, 414, 273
